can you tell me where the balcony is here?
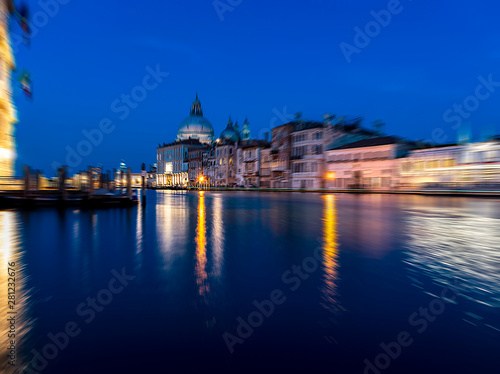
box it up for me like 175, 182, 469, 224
271, 163, 288, 171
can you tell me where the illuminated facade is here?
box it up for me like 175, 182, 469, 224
399, 140, 500, 188
237, 140, 270, 187
290, 121, 326, 189
325, 136, 406, 189
0, 1, 17, 177
157, 139, 206, 187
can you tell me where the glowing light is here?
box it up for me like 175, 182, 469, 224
199, 176, 204, 182
326, 172, 336, 180
0, 147, 13, 160
195, 193, 208, 296
321, 194, 341, 313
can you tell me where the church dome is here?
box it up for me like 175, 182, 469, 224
219, 116, 240, 143
177, 94, 214, 144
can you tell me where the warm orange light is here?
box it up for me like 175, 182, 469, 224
326, 172, 336, 180
199, 176, 204, 182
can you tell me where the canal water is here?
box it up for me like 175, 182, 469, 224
1, 191, 499, 373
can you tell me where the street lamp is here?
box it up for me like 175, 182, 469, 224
199, 175, 204, 189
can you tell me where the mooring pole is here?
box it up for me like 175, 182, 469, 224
141, 163, 146, 205
88, 167, 94, 196
127, 168, 132, 199
23, 166, 30, 198
59, 166, 67, 201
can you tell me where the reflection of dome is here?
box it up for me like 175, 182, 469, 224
177, 94, 214, 144
219, 116, 240, 143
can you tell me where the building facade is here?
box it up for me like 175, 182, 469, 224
0, 1, 17, 177
188, 146, 208, 186
214, 142, 237, 187
325, 136, 407, 190
270, 123, 293, 188
157, 139, 206, 187
237, 140, 269, 187
260, 148, 271, 188
399, 139, 500, 189
290, 121, 327, 189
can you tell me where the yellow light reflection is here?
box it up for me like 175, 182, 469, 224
195, 192, 209, 296
0, 211, 32, 373
321, 194, 342, 313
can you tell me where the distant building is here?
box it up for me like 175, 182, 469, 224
290, 120, 327, 189
325, 136, 408, 190
0, 1, 17, 177
203, 147, 216, 186
270, 123, 294, 188
214, 141, 237, 187
399, 139, 500, 188
176, 94, 215, 144
260, 148, 271, 188
157, 139, 206, 187
237, 140, 270, 187
188, 146, 208, 186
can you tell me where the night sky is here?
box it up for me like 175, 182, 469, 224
12, 0, 500, 175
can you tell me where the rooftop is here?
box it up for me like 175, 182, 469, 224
329, 136, 400, 151
158, 138, 206, 149
239, 139, 271, 149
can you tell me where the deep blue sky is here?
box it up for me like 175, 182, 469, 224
12, 0, 500, 175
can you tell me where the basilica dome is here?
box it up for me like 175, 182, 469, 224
177, 94, 214, 144
219, 116, 240, 143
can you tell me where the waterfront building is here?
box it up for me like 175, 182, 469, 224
156, 139, 206, 187
188, 146, 208, 186
176, 94, 215, 144
325, 136, 408, 189
260, 148, 271, 188
237, 140, 270, 187
399, 139, 500, 188
203, 147, 216, 186
0, 0, 17, 177
270, 123, 294, 188
212, 116, 238, 186
290, 120, 327, 189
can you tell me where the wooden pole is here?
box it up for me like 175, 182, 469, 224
141, 163, 146, 205
59, 166, 67, 201
88, 168, 94, 196
23, 166, 30, 197
127, 168, 132, 198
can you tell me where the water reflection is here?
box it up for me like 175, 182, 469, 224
0, 211, 32, 373
155, 191, 190, 261
211, 195, 224, 278
404, 206, 500, 329
321, 195, 341, 313
195, 192, 208, 296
